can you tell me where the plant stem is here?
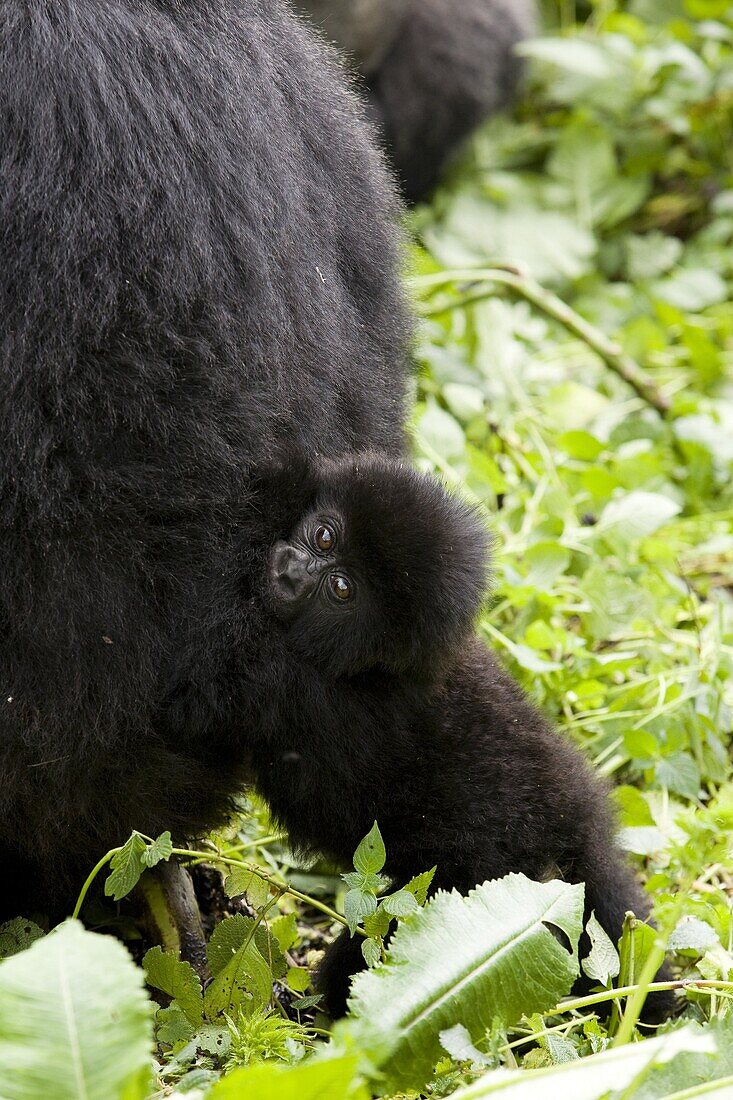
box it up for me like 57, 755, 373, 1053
71, 847, 121, 919
170, 848, 358, 934
412, 267, 671, 416
555, 977, 733, 1016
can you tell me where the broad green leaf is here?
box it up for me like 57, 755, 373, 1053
346, 875, 584, 1092
668, 916, 719, 953
208, 1055, 368, 1100
105, 833, 148, 901
582, 912, 620, 987
381, 889, 420, 918
597, 491, 681, 543
224, 867, 271, 909
286, 967, 311, 993
344, 888, 377, 935
0, 920, 152, 1100
446, 1025, 715, 1098
140, 830, 173, 868
204, 916, 277, 1018
353, 822, 386, 876
271, 913, 299, 954
143, 946, 203, 1026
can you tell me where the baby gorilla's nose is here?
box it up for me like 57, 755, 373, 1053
269, 541, 313, 604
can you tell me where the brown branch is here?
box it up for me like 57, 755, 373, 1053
413, 267, 671, 416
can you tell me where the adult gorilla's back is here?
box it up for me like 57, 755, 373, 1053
0, 0, 407, 908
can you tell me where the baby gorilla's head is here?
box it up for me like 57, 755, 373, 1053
268, 455, 490, 680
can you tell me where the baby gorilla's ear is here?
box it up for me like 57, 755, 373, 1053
323, 455, 492, 680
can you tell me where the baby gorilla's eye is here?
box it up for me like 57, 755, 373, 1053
328, 573, 353, 602
315, 524, 334, 552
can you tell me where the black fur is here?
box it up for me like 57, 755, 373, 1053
265, 455, 491, 679
310, 642, 674, 1019
299, 0, 538, 201
0, 0, 409, 911
1, 0, 672, 1028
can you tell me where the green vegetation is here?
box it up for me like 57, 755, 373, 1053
0, 1, 731, 1096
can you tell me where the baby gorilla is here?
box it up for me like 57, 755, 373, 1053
257, 456, 674, 1021
266, 456, 490, 680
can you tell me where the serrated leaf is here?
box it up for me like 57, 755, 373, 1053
344, 889, 377, 935
204, 916, 277, 1018
353, 823, 386, 876
156, 1003, 195, 1048
143, 946, 203, 1026
141, 831, 173, 868
224, 867, 271, 910
105, 833, 148, 901
0, 920, 152, 1100
581, 912, 620, 987
361, 939, 382, 968
405, 867, 437, 907
363, 907, 392, 939
381, 890, 420, 919
0, 918, 45, 960
271, 913, 298, 954
346, 874, 584, 1092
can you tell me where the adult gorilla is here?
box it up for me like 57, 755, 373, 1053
299, 0, 538, 201
1, 0, 672, 1024
0, 0, 408, 912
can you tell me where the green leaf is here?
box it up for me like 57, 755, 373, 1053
361, 939, 382, 968
404, 867, 437, 906
0, 920, 152, 1100
224, 867, 271, 909
105, 833, 148, 901
581, 912, 620, 987
143, 946, 203, 1026
381, 889, 420, 919
344, 889, 377, 935
140, 830, 173, 868
440, 1023, 492, 1066
0, 918, 45, 960
286, 967, 311, 993
353, 822, 386, 876
668, 916, 719, 953
445, 1026, 715, 1098
346, 875, 584, 1092
597, 491, 682, 543
204, 916, 277, 1019
271, 913, 299, 954
208, 1055, 368, 1100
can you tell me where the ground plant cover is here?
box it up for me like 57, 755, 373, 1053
1, 1, 732, 1097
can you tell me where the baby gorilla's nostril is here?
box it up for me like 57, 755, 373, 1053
270, 542, 312, 603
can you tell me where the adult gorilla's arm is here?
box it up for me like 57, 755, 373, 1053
298, 0, 537, 201
369, 0, 537, 200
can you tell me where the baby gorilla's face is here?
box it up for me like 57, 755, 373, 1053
264, 455, 491, 682
269, 510, 360, 621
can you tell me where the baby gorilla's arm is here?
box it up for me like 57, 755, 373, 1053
250, 642, 673, 1021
